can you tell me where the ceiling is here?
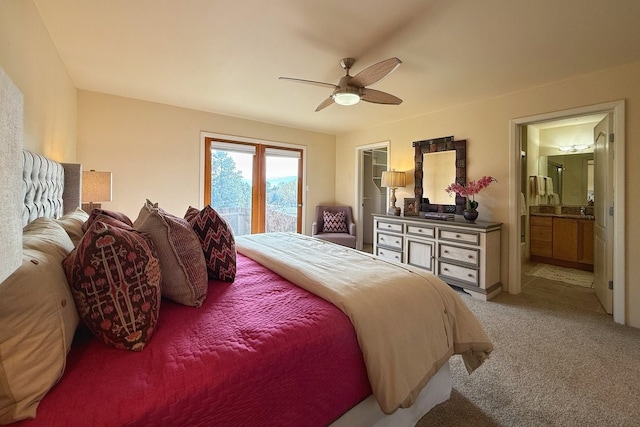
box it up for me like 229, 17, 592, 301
530, 114, 605, 153
34, 0, 640, 136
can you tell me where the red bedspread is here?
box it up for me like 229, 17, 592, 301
19, 254, 371, 426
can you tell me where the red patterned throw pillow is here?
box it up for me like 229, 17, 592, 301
322, 210, 348, 233
63, 219, 161, 351
186, 205, 236, 282
82, 208, 133, 232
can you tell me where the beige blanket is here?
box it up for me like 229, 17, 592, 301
235, 233, 493, 414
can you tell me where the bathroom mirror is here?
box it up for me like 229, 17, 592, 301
541, 153, 594, 205
413, 137, 466, 214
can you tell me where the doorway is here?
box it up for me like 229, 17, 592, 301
509, 101, 626, 324
355, 142, 389, 251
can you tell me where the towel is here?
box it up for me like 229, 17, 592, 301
551, 193, 560, 205
537, 176, 546, 196
520, 192, 527, 216
545, 177, 554, 196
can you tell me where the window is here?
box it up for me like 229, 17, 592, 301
204, 138, 303, 236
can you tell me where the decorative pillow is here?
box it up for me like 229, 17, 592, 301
184, 205, 200, 223
82, 208, 133, 232
63, 219, 161, 351
186, 205, 236, 282
0, 224, 79, 423
22, 217, 76, 259
322, 210, 348, 233
54, 207, 90, 246
134, 201, 208, 307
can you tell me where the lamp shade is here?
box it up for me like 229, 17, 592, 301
82, 170, 112, 203
381, 170, 406, 188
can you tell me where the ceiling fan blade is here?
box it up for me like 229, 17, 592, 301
315, 97, 335, 112
279, 77, 338, 89
361, 88, 402, 105
350, 57, 402, 88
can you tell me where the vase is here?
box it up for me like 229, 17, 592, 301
463, 209, 479, 223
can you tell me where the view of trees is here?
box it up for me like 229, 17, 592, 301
210, 150, 298, 235
210, 151, 251, 209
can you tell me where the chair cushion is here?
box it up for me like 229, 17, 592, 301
322, 210, 348, 233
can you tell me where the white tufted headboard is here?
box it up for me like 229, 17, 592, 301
21, 150, 82, 226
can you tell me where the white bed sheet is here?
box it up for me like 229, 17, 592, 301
330, 362, 452, 427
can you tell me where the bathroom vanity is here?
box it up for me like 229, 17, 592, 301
530, 206, 594, 271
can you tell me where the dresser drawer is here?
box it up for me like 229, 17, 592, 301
406, 224, 435, 238
377, 232, 403, 250
438, 261, 478, 286
376, 221, 403, 233
376, 247, 402, 263
439, 243, 479, 267
438, 228, 480, 245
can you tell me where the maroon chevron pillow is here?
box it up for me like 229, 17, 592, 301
63, 219, 161, 351
322, 210, 348, 233
186, 205, 236, 282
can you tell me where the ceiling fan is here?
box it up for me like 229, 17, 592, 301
279, 57, 403, 112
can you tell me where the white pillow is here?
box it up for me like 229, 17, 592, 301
0, 220, 78, 423
54, 207, 89, 246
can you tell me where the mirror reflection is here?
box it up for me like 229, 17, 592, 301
540, 153, 594, 205
422, 151, 456, 204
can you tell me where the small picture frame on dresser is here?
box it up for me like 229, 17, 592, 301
403, 198, 419, 216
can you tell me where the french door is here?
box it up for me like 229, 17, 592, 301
204, 137, 302, 235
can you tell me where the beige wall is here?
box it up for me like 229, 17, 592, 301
0, 0, 77, 161
335, 61, 640, 328
77, 91, 336, 233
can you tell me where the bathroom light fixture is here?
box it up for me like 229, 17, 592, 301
558, 144, 590, 153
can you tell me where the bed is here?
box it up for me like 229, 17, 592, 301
0, 150, 493, 426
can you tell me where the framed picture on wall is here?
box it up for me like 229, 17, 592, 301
403, 198, 419, 216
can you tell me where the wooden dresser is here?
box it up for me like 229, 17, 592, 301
373, 214, 502, 300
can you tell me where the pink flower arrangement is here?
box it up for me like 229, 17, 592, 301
445, 175, 497, 210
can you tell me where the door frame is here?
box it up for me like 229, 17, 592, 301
355, 141, 389, 251
200, 131, 307, 233
508, 100, 625, 324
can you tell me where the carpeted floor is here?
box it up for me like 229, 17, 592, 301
525, 263, 594, 288
415, 290, 640, 427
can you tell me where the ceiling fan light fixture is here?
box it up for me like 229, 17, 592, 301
333, 91, 361, 106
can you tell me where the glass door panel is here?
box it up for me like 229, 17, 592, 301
265, 150, 300, 233
210, 148, 254, 236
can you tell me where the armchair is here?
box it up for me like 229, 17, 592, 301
312, 205, 357, 249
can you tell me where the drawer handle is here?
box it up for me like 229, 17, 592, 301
468, 274, 474, 278
456, 234, 461, 238
443, 250, 449, 254
380, 237, 385, 241
418, 229, 423, 232
468, 255, 473, 259
387, 224, 392, 228
443, 267, 449, 271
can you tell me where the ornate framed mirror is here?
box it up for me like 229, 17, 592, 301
413, 137, 466, 214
